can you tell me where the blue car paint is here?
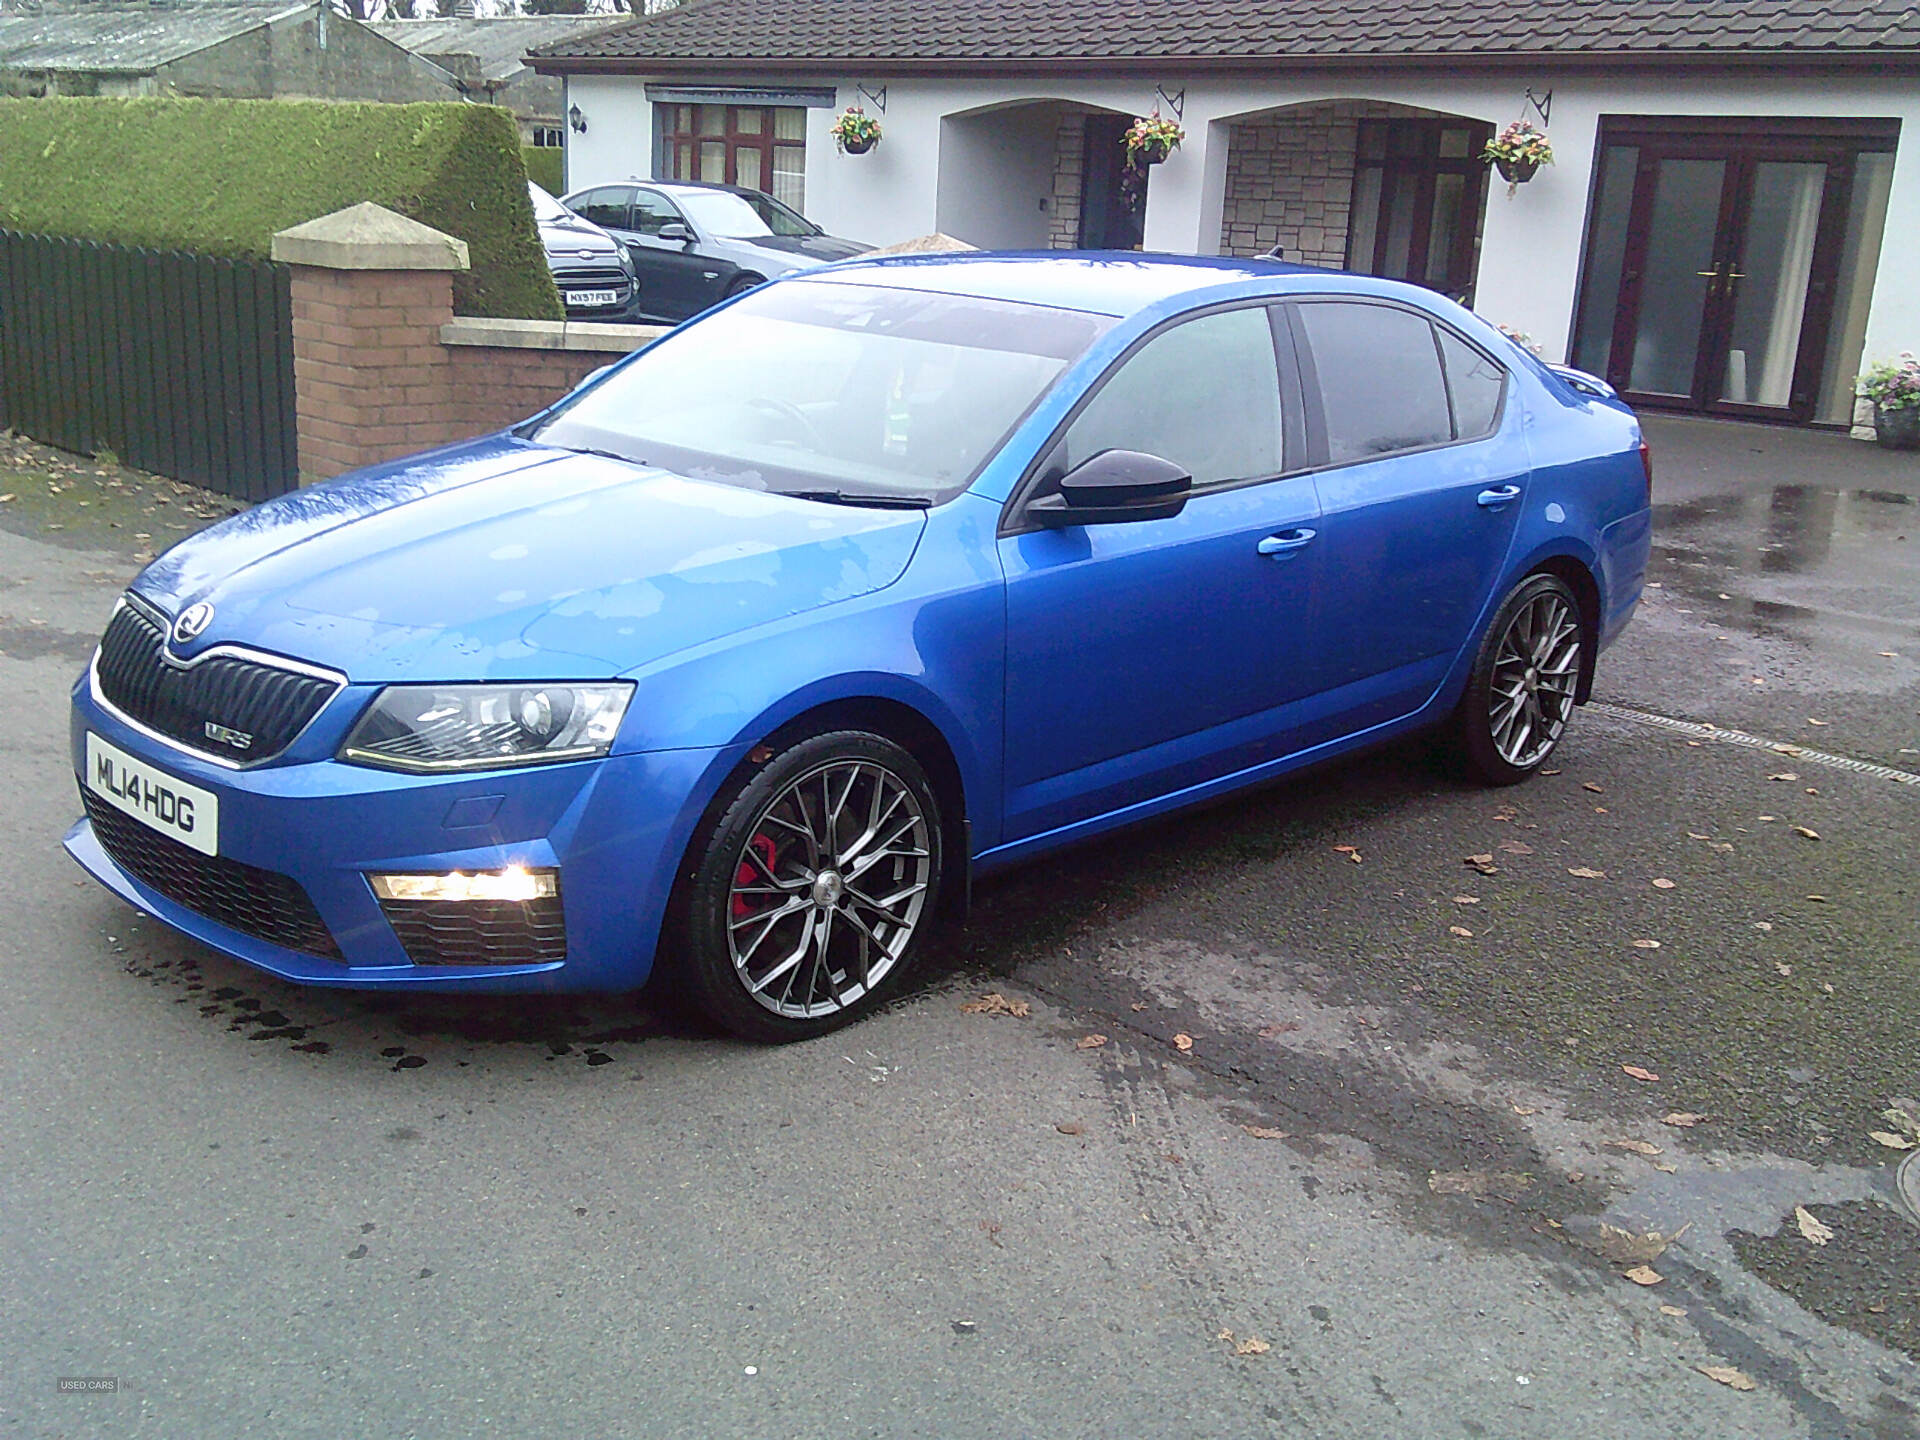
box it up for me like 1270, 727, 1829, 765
66, 253, 1650, 993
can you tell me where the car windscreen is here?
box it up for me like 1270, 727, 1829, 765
675, 189, 781, 239
529, 281, 1111, 505
527, 184, 570, 223
743, 191, 821, 237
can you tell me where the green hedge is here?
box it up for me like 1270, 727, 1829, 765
522, 144, 565, 198
0, 97, 561, 320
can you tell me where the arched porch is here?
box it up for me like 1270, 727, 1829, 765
933, 99, 1137, 251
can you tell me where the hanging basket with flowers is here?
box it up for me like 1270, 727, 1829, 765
1858, 352, 1920, 449
1124, 112, 1185, 166
1482, 121, 1554, 192
831, 106, 882, 155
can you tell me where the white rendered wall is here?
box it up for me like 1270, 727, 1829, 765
560, 69, 1920, 370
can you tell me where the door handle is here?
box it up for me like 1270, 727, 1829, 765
1257, 528, 1316, 556
1476, 485, 1522, 508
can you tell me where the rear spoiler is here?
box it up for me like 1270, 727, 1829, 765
1546, 363, 1617, 401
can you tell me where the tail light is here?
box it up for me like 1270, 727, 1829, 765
1638, 439, 1653, 503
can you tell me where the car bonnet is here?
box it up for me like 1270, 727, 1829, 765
132, 443, 926, 683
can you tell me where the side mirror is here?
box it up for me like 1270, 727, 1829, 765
1027, 449, 1191, 527
658, 223, 693, 245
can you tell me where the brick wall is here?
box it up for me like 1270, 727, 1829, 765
287, 263, 656, 484
289, 265, 460, 482
1218, 101, 1414, 265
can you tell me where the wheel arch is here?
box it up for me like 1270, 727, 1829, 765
1526, 552, 1602, 704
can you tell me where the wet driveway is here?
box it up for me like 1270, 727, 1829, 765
0, 418, 1915, 1438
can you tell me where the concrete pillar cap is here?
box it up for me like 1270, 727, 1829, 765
271, 202, 470, 271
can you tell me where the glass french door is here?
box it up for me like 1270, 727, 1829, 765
1573, 121, 1898, 424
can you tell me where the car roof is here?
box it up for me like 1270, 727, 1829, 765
797, 251, 1337, 318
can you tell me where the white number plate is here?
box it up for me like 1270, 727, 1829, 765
565, 288, 619, 307
86, 733, 219, 856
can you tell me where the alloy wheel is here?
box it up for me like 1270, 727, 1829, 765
1486, 588, 1581, 769
725, 759, 933, 1019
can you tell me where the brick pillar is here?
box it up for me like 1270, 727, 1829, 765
271, 203, 470, 485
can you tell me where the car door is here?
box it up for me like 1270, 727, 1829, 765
1288, 298, 1526, 736
998, 304, 1326, 843
625, 188, 736, 320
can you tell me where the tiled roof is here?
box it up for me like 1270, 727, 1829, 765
0, 0, 307, 74
531, 0, 1920, 69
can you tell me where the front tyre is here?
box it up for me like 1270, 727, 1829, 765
1451, 573, 1586, 786
680, 731, 942, 1042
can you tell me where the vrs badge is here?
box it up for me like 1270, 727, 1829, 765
172, 602, 214, 644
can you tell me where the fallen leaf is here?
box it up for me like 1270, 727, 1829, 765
0, 493, 13, 503
1449, 925, 1475, 938
1589, 1221, 1687, 1264
1652, 1161, 1678, 1173
1651, 877, 1676, 889
1661, 1112, 1705, 1127
1868, 1131, 1916, 1150
1768, 772, 1799, 782
1258, 1022, 1299, 1038
1883, 1102, 1920, 1137
1234, 1335, 1271, 1357
1464, 852, 1498, 875
1806, 717, 1829, 726
1793, 826, 1820, 840
1774, 962, 1793, 977
1709, 841, 1734, 852
1622, 1064, 1662, 1082
1331, 844, 1363, 863
1697, 1365, 1756, 1391
1429, 1170, 1533, 1199
1758, 814, 1777, 822
1452, 895, 1481, 905
1753, 921, 1773, 931
1687, 831, 1711, 840
1794, 1206, 1834, 1246
1216, 1328, 1236, 1342
1659, 1304, 1687, 1317
960, 992, 1030, 1017
1511, 1103, 1539, 1116
1539, 767, 1562, 775
1631, 939, 1663, 951
1583, 782, 1604, 793
1130, 1002, 1148, 1012
1242, 1125, 1288, 1140
1805, 893, 1828, 902
1056, 1122, 1086, 1136
1607, 1138, 1664, 1156
1173, 1033, 1194, 1053
1498, 840, 1534, 855
1624, 1265, 1663, 1286
1077, 1034, 1109, 1050
1567, 866, 1607, 878
1879, 651, 1898, 658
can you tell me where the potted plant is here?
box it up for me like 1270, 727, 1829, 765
1482, 121, 1554, 190
1858, 352, 1920, 449
1124, 112, 1185, 166
831, 106, 882, 155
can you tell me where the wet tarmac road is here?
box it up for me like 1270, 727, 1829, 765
1, 418, 1916, 1438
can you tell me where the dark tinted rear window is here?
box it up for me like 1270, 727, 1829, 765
1300, 302, 1451, 464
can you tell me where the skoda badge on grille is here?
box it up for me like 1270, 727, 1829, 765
172, 602, 214, 644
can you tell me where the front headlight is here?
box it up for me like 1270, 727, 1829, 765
339, 683, 634, 773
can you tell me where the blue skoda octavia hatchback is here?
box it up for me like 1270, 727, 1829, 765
68, 254, 1650, 1041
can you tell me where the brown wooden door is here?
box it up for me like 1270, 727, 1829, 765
1601, 133, 1861, 422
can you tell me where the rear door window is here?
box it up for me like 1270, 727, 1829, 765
1298, 301, 1452, 464
1437, 327, 1505, 439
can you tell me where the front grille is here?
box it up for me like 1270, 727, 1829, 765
94, 597, 340, 764
552, 266, 631, 291
82, 790, 341, 959
379, 895, 567, 967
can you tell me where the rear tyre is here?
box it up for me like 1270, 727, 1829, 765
678, 731, 942, 1043
1450, 572, 1586, 786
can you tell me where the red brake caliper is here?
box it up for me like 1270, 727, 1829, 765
731, 834, 778, 920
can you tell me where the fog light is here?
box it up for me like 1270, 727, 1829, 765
369, 867, 558, 903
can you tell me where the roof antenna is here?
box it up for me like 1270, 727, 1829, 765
1259, 243, 1285, 261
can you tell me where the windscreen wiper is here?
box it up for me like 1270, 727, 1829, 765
777, 489, 932, 510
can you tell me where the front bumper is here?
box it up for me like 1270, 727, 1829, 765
66, 674, 729, 993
